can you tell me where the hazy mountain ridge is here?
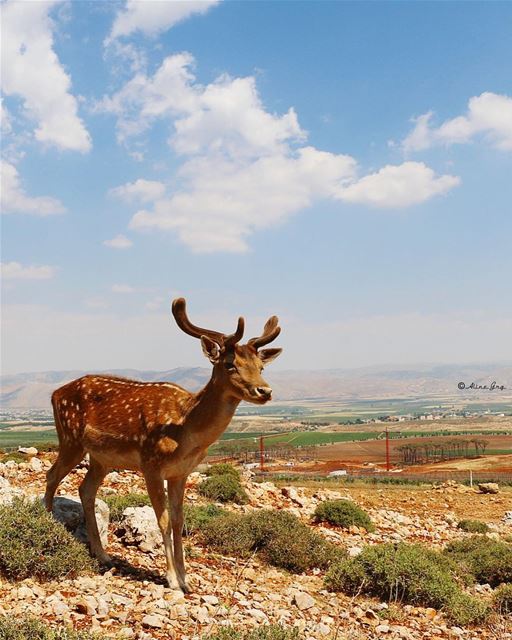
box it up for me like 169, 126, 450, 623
1, 363, 511, 409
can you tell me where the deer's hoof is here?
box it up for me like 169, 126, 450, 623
95, 552, 113, 566
180, 580, 191, 594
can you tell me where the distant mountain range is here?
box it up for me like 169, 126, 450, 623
1, 363, 511, 409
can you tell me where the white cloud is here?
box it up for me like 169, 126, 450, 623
337, 162, 460, 208
403, 92, 512, 153
1, 0, 91, 152
1, 160, 66, 216
109, 178, 166, 203
171, 74, 305, 157
130, 147, 357, 253
111, 284, 135, 293
103, 234, 133, 249
1, 99, 13, 134
1, 261, 56, 280
101, 53, 459, 253
107, 0, 221, 42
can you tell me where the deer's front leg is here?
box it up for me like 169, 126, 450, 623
144, 471, 181, 591
168, 477, 189, 593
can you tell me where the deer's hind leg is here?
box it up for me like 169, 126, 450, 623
44, 444, 84, 511
79, 456, 110, 563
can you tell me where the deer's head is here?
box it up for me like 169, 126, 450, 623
172, 298, 282, 404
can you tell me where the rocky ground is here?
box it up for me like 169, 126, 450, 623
0, 453, 511, 640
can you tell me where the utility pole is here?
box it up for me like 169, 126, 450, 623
385, 427, 391, 472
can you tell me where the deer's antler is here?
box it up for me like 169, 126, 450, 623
172, 298, 244, 347
248, 316, 281, 350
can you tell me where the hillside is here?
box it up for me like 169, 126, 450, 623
0, 453, 511, 639
2, 362, 512, 408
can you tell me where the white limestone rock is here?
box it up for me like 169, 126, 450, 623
117, 506, 162, 552
51, 495, 110, 546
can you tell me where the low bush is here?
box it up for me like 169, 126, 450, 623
0, 617, 105, 639
201, 508, 344, 573
0, 452, 26, 464
0, 497, 96, 581
37, 442, 59, 452
183, 503, 226, 535
443, 592, 490, 627
443, 536, 512, 587
325, 542, 488, 626
102, 492, 151, 522
201, 512, 255, 558
198, 473, 248, 504
202, 626, 300, 640
205, 463, 241, 480
247, 509, 344, 572
493, 583, 512, 615
457, 520, 489, 534
313, 499, 375, 532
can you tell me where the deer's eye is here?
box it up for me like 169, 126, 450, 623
225, 362, 236, 371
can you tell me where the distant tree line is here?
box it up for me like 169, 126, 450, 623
396, 439, 489, 465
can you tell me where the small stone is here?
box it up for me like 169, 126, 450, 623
201, 594, 219, 606
18, 447, 38, 456
141, 614, 164, 629
248, 608, 268, 622
29, 457, 43, 472
376, 624, 390, 634
191, 606, 210, 623
293, 592, 315, 610
478, 483, 499, 494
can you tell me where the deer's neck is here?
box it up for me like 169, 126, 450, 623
185, 375, 239, 447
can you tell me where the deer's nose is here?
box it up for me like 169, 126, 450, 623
256, 386, 272, 399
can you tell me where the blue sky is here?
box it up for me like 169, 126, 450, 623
1, 0, 511, 374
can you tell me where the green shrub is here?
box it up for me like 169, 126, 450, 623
493, 583, 512, 615
325, 543, 456, 607
37, 442, 59, 452
325, 542, 489, 625
444, 536, 512, 587
201, 512, 255, 558
102, 492, 151, 522
247, 509, 344, 572
205, 463, 241, 480
457, 520, 489, 534
0, 617, 105, 639
198, 474, 248, 504
313, 499, 375, 532
202, 626, 300, 640
201, 509, 344, 572
0, 452, 26, 464
443, 592, 490, 626
183, 503, 226, 535
0, 497, 96, 581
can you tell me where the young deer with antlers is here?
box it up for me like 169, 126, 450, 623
44, 298, 281, 592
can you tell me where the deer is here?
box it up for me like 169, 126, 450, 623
44, 298, 282, 592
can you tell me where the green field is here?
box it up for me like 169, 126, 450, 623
0, 430, 58, 449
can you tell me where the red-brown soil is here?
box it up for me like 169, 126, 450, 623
310, 434, 512, 463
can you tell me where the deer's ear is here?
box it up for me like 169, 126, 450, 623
201, 335, 221, 364
259, 348, 282, 365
